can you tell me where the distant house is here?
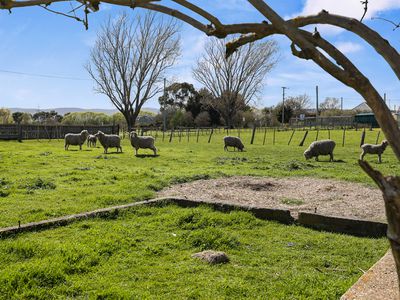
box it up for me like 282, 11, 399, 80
354, 113, 379, 128
352, 102, 372, 113
137, 115, 155, 126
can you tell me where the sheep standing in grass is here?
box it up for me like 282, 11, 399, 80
360, 140, 389, 163
304, 139, 336, 162
129, 131, 157, 156
87, 134, 97, 147
95, 131, 122, 154
223, 136, 244, 152
64, 130, 89, 150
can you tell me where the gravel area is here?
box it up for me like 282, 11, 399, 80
157, 176, 387, 222
341, 250, 398, 300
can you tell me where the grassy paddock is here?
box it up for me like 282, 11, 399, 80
0, 128, 397, 227
0, 204, 388, 299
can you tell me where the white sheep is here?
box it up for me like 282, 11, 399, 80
304, 139, 336, 162
360, 140, 389, 163
64, 130, 89, 150
87, 134, 97, 147
223, 136, 244, 152
129, 131, 157, 156
95, 131, 122, 154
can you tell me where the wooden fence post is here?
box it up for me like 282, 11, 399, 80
375, 131, 381, 144
263, 127, 267, 145
342, 128, 346, 147
360, 128, 366, 147
315, 129, 319, 141
299, 130, 308, 146
273, 128, 276, 145
196, 129, 200, 143
187, 128, 190, 142
250, 126, 256, 145
18, 124, 22, 142
179, 129, 182, 142
328, 129, 331, 140
288, 130, 295, 145
208, 128, 214, 143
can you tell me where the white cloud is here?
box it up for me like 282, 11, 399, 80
335, 42, 363, 54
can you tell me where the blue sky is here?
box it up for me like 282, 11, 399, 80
0, 0, 399, 111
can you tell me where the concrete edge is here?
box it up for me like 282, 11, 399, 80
0, 197, 387, 239
0, 199, 160, 238
160, 198, 294, 224
297, 212, 387, 238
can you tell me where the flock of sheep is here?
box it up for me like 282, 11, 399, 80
64, 130, 157, 155
224, 136, 389, 163
223, 135, 389, 163
302, 139, 389, 163
64, 129, 389, 162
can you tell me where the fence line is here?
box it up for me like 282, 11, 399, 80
0, 124, 118, 140
0, 124, 381, 148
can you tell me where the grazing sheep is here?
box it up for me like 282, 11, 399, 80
223, 136, 244, 152
129, 131, 157, 156
95, 131, 122, 154
87, 134, 97, 147
304, 139, 336, 162
360, 140, 389, 163
64, 130, 89, 150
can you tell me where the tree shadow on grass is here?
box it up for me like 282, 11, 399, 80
315, 159, 346, 163
135, 154, 160, 158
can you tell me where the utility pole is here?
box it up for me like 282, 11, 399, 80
341, 97, 343, 111
316, 85, 319, 117
162, 78, 167, 132
282, 87, 288, 126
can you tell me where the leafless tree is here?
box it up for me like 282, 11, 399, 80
3, 0, 400, 289
86, 12, 180, 131
319, 97, 340, 111
285, 94, 311, 116
193, 38, 278, 128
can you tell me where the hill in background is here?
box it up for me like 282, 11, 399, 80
7, 107, 159, 116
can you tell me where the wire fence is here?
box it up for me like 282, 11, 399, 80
0, 124, 119, 140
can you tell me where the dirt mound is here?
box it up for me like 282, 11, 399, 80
157, 176, 386, 222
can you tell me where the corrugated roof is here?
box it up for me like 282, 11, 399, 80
352, 102, 372, 112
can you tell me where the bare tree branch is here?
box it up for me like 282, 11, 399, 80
86, 11, 180, 130
372, 17, 400, 31
193, 37, 278, 127
360, 0, 368, 22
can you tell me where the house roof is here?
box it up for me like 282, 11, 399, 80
352, 102, 372, 112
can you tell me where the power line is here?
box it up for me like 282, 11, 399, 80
0, 68, 90, 81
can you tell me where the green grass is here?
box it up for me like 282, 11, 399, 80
0, 204, 388, 299
0, 128, 397, 228
280, 198, 305, 206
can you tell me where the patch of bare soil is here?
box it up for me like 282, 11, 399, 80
157, 176, 386, 222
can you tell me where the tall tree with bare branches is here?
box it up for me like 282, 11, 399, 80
192, 38, 278, 128
86, 12, 180, 131
3, 0, 400, 289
